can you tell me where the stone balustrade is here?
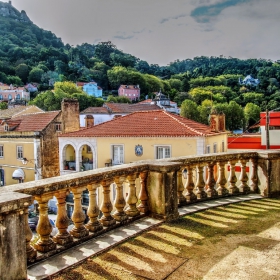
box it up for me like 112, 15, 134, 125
1, 150, 280, 280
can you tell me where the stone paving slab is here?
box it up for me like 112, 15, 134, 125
27, 194, 263, 280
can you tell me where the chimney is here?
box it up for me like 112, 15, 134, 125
61, 98, 80, 133
210, 110, 225, 132
85, 115, 94, 127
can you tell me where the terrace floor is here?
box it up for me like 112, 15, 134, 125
28, 194, 280, 280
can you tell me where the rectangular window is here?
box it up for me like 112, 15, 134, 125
222, 141, 225, 152
55, 123, 61, 131
0, 145, 3, 158
213, 143, 217, 153
206, 145, 210, 153
156, 146, 171, 159
17, 146, 23, 159
112, 145, 124, 165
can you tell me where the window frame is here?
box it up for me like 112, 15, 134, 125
16, 146, 23, 159
206, 145, 210, 154
111, 144, 124, 165
0, 145, 3, 158
155, 145, 171, 159
213, 143, 217, 153
55, 122, 61, 132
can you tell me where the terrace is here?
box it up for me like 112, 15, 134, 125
0, 150, 280, 280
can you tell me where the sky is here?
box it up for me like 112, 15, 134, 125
3, 0, 280, 65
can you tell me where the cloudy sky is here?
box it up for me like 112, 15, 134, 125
4, 0, 280, 65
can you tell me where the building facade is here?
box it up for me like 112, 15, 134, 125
76, 81, 102, 98
59, 110, 227, 175
118, 85, 140, 101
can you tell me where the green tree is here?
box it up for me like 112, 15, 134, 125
15, 63, 29, 83
244, 103, 261, 128
28, 67, 44, 83
0, 102, 8, 110
180, 99, 200, 121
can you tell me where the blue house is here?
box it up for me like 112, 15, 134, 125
239, 75, 260, 87
77, 82, 102, 98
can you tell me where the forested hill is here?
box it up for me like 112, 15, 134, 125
1, 0, 280, 125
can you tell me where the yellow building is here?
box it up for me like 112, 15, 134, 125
0, 99, 80, 186
59, 110, 227, 174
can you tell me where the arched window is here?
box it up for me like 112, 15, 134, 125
16, 94, 20, 100
0, 95, 3, 100
8, 94, 12, 100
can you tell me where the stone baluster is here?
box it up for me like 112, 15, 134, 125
24, 201, 37, 262
34, 194, 56, 252
195, 165, 207, 200
238, 159, 250, 193
100, 179, 116, 226
228, 160, 239, 194
113, 176, 128, 221
184, 165, 197, 203
250, 158, 258, 193
177, 170, 186, 205
137, 171, 150, 213
53, 190, 73, 245
86, 183, 103, 232
216, 161, 229, 196
125, 173, 140, 217
206, 162, 217, 198
70, 187, 89, 238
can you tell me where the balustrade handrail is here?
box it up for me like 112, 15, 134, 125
0, 151, 267, 196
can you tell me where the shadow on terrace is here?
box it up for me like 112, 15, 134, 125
53, 198, 280, 279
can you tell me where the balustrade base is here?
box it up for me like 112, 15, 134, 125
185, 193, 197, 203
112, 212, 129, 222
85, 221, 103, 232
137, 203, 149, 214
196, 191, 207, 200
217, 188, 229, 196
177, 195, 187, 206
229, 187, 239, 195
206, 189, 218, 198
100, 216, 116, 227
34, 239, 56, 253
70, 226, 89, 238
125, 207, 140, 217
239, 185, 251, 194
53, 233, 74, 245
26, 245, 37, 262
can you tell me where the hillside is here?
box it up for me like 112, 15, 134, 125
1, 0, 280, 130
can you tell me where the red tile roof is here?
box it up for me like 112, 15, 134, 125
61, 110, 221, 138
119, 85, 140, 90
0, 111, 60, 132
81, 107, 109, 114
80, 103, 161, 114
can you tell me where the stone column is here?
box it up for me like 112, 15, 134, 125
137, 171, 150, 213
125, 173, 140, 217
113, 176, 128, 222
228, 160, 239, 194
86, 183, 103, 232
53, 190, 73, 245
206, 162, 217, 198
177, 170, 186, 205
250, 158, 259, 193
70, 187, 89, 238
24, 201, 37, 262
34, 193, 56, 252
0, 192, 33, 280
147, 162, 180, 221
216, 161, 229, 196
100, 179, 116, 227
184, 165, 197, 203
195, 165, 207, 200
238, 159, 250, 193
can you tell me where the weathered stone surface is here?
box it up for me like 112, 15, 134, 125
0, 192, 32, 280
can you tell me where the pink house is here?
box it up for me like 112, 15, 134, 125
118, 85, 140, 101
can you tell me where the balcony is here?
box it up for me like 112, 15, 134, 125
0, 150, 280, 279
